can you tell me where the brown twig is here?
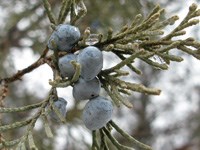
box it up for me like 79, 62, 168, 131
0, 47, 49, 84
0, 81, 8, 150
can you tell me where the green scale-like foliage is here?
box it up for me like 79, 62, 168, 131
0, 0, 200, 149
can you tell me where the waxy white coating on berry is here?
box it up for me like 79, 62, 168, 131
50, 98, 67, 121
77, 46, 103, 81
48, 24, 80, 51
59, 54, 77, 79
82, 96, 113, 130
73, 77, 101, 100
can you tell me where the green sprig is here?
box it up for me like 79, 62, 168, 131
0, 119, 32, 133
58, 0, 72, 24
103, 127, 135, 150
99, 129, 109, 150
42, 0, 57, 25
0, 102, 42, 113
0, 138, 21, 149
92, 130, 100, 150
28, 132, 38, 150
49, 98, 66, 123
103, 50, 146, 74
109, 121, 152, 150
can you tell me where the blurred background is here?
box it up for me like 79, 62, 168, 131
0, 0, 200, 150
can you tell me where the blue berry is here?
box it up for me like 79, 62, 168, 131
82, 96, 113, 130
50, 98, 67, 121
48, 24, 80, 51
73, 77, 101, 100
59, 54, 77, 79
77, 46, 103, 81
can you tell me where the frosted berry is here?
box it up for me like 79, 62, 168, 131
48, 24, 80, 51
73, 77, 101, 100
77, 46, 103, 81
50, 98, 67, 121
59, 54, 77, 79
82, 96, 113, 130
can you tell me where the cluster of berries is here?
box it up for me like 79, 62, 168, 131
48, 24, 113, 130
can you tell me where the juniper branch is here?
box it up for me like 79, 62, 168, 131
0, 119, 32, 133
28, 132, 38, 150
41, 113, 53, 138
131, 14, 142, 27
0, 138, 21, 149
70, 0, 87, 25
114, 52, 142, 75
42, 0, 57, 24
102, 74, 161, 95
103, 50, 146, 74
162, 3, 200, 40
111, 86, 133, 108
58, 0, 72, 24
70, 61, 81, 83
0, 47, 49, 84
99, 129, 109, 150
49, 98, 66, 123
178, 45, 200, 59
13, 89, 53, 148
103, 127, 135, 150
48, 61, 81, 88
109, 121, 152, 150
92, 131, 100, 150
139, 57, 168, 70
0, 102, 42, 113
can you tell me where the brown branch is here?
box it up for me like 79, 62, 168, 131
0, 82, 8, 149
0, 47, 49, 84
